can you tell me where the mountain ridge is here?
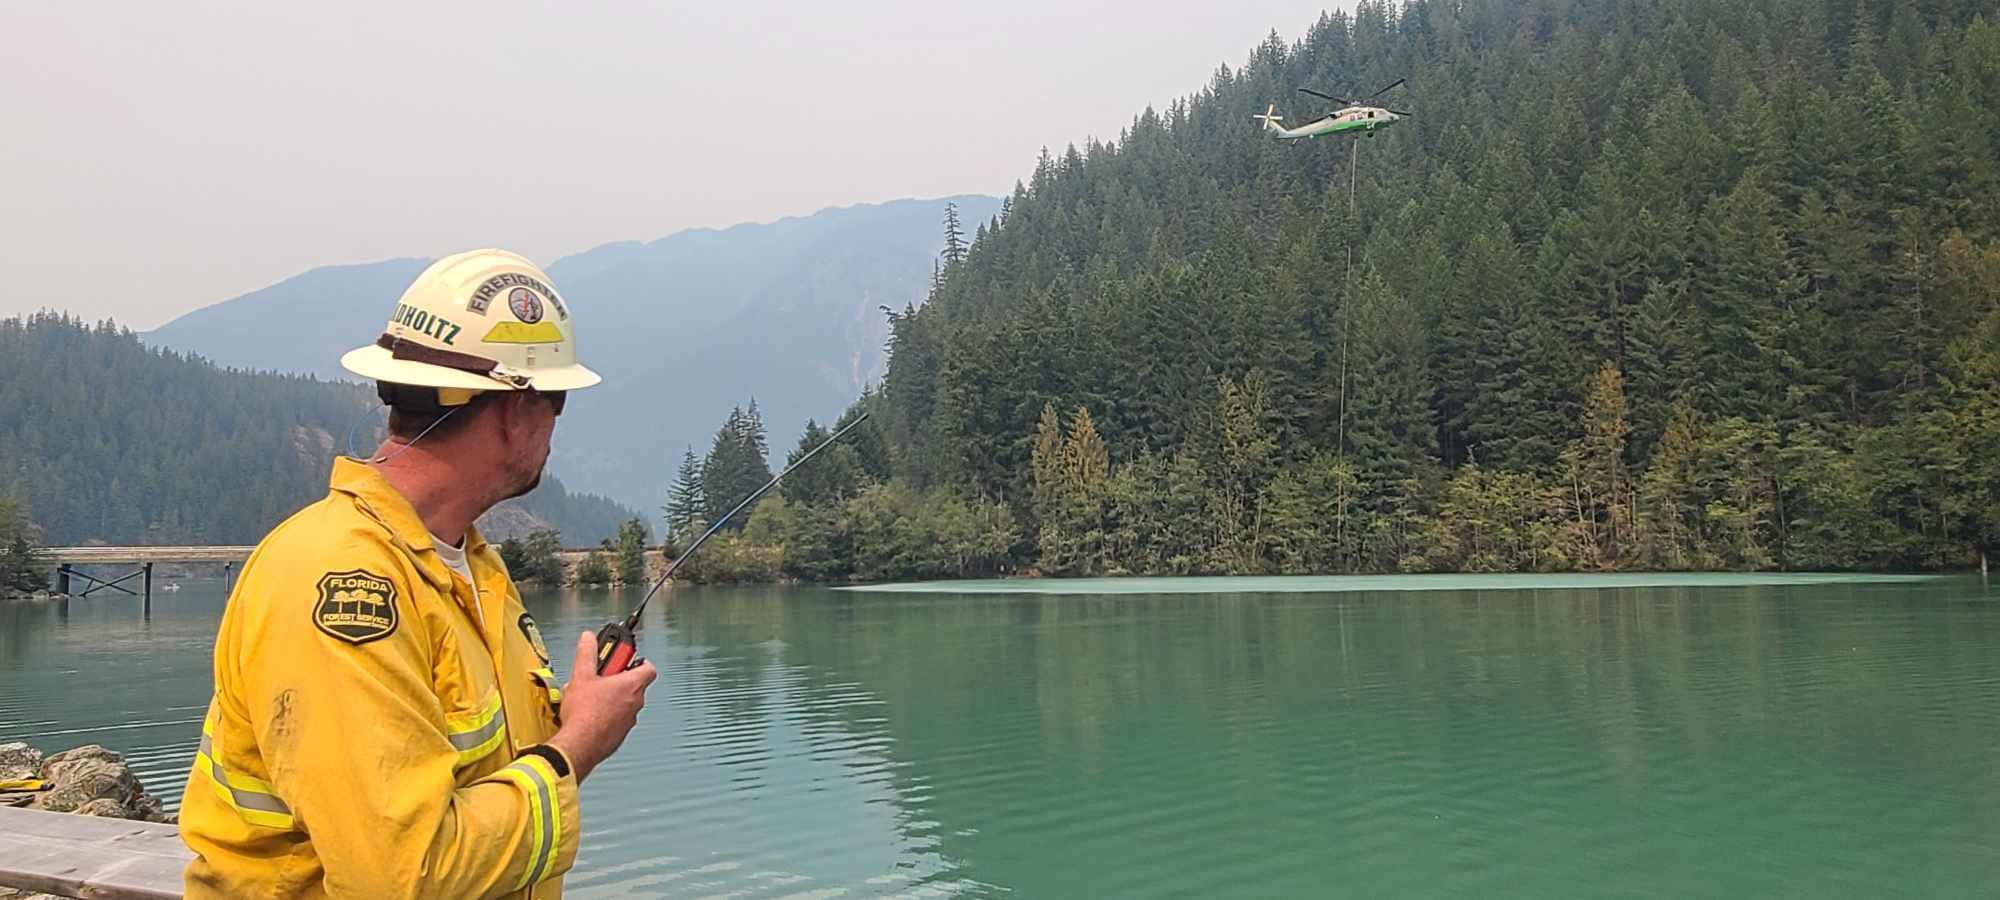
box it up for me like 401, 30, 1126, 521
147, 194, 1003, 508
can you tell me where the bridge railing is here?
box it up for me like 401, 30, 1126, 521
40, 547, 255, 564
38, 547, 256, 606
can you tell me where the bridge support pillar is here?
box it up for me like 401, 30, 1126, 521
142, 563, 153, 613
55, 565, 70, 596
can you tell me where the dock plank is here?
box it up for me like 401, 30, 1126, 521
0, 807, 187, 900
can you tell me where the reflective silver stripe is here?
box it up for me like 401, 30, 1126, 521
198, 735, 293, 818
447, 709, 506, 752
516, 759, 557, 885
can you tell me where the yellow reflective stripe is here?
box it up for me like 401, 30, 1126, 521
494, 756, 560, 889
445, 691, 506, 766
195, 730, 295, 830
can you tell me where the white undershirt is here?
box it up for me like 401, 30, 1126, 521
432, 534, 482, 624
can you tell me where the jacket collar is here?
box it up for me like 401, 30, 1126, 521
328, 457, 457, 591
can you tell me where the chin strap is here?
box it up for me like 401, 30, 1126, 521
369, 404, 461, 465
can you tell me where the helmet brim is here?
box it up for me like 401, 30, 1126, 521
520, 363, 602, 391
340, 345, 602, 392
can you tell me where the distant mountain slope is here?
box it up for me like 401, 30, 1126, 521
148, 258, 433, 382
2, 313, 637, 545
147, 195, 1003, 508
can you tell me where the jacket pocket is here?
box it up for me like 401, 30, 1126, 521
528, 667, 563, 729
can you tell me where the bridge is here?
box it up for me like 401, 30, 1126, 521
40, 545, 625, 606
41, 546, 254, 609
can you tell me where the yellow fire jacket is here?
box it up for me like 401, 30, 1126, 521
181, 458, 578, 898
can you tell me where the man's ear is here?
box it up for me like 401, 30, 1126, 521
489, 391, 534, 440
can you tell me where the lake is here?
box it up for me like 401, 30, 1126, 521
3, 573, 1997, 897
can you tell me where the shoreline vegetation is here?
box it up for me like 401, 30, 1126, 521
494, 369, 1993, 589
0, 497, 51, 600
616, 372, 1992, 592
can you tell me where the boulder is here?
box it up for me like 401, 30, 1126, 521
0, 741, 42, 780
0, 748, 77, 899
133, 791, 167, 823
73, 797, 131, 817
30, 744, 168, 822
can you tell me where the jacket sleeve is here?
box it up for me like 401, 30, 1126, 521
235, 550, 580, 898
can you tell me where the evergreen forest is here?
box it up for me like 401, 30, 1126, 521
693, 0, 2000, 581
0, 314, 636, 547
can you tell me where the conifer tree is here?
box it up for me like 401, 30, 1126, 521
702, 404, 774, 530
665, 447, 705, 541
0, 497, 45, 594
942, 202, 968, 268
779, 420, 864, 507
614, 518, 648, 586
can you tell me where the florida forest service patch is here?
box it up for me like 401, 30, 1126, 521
314, 569, 399, 645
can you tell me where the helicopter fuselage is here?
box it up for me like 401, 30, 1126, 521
1268, 105, 1402, 140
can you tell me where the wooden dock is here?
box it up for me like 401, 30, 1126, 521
0, 807, 187, 899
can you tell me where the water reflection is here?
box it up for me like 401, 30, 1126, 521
576, 579, 2000, 897
3, 577, 1995, 897
556, 587, 986, 897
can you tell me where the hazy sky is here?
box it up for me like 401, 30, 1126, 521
3, 1, 1337, 329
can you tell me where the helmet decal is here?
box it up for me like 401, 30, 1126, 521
507, 287, 546, 324
391, 302, 463, 345
483, 320, 564, 344
469, 272, 563, 317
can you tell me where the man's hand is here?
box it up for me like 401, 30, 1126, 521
545, 630, 657, 783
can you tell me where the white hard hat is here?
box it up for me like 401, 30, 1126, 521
339, 249, 601, 393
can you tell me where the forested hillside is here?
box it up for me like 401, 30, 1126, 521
0, 314, 636, 546
718, 0, 2000, 580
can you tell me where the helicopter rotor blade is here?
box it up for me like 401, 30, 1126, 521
1366, 77, 1407, 101
1385, 108, 1415, 117
1298, 87, 1353, 105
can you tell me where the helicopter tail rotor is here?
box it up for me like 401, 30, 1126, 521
1253, 104, 1284, 131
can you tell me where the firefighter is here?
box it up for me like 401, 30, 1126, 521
180, 249, 656, 898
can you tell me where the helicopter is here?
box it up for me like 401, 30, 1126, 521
1255, 78, 1411, 140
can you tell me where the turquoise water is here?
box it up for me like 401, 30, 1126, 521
848, 572, 1945, 594
3, 573, 1997, 897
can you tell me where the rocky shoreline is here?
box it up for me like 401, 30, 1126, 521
0, 742, 174, 899
0, 590, 66, 602
0, 741, 169, 822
